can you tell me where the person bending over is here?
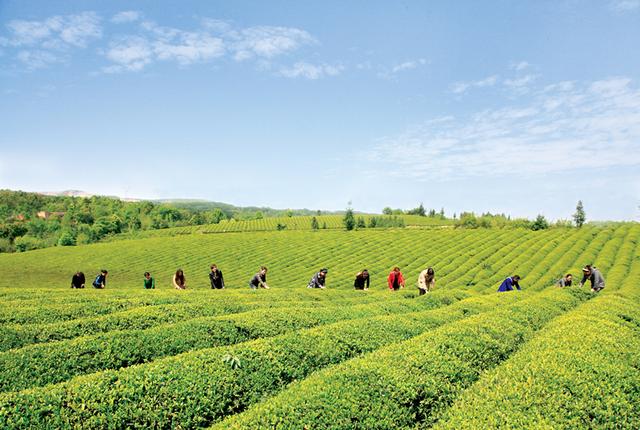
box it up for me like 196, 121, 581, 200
250, 266, 270, 289
418, 267, 435, 295
308, 268, 328, 289
497, 275, 521, 292
71, 271, 85, 289
387, 267, 405, 291
173, 269, 187, 290
209, 264, 225, 289
354, 269, 370, 290
580, 265, 605, 292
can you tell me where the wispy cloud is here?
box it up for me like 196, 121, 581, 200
111, 11, 142, 24
1, 12, 101, 70
103, 20, 316, 73
503, 74, 538, 94
103, 36, 153, 72
510, 61, 530, 71
391, 58, 427, 73
16, 50, 60, 70
4, 12, 101, 48
2, 13, 323, 75
450, 75, 499, 94
377, 58, 427, 79
610, 0, 640, 12
279, 62, 343, 79
229, 26, 316, 61
369, 77, 640, 180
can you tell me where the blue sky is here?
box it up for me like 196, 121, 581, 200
1, 1, 639, 221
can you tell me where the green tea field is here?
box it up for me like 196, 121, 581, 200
0, 224, 639, 429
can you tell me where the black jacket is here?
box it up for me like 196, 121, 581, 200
354, 274, 370, 290
209, 270, 225, 289
71, 272, 85, 288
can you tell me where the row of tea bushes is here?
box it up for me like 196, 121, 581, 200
0, 290, 516, 428
213, 288, 592, 429
0, 289, 470, 392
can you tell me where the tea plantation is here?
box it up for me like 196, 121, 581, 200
0, 224, 638, 429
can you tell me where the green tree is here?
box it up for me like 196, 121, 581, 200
457, 212, 478, 229
14, 235, 42, 252
573, 200, 586, 228
343, 208, 355, 231
311, 216, 320, 230
531, 214, 549, 231
206, 208, 226, 224
382, 207, 393, 215
57, 230, 76, 246
356, 217, 366, 229
407, 203, 426, 216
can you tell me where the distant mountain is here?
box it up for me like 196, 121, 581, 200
34, 191, 335, 215
38, 190, 141, 202
39, 190, 95, 198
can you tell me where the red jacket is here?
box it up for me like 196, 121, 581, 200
387, 271, 405, 289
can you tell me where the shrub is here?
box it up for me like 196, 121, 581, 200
13, 235, 42, 252
215, 289, 589, 429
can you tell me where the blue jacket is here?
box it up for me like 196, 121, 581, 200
497, 277, 520, 292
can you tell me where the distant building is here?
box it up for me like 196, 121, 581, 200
37, 211, 66, 220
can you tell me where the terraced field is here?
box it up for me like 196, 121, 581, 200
0, 224, 638, 429
113, 213, 452, 241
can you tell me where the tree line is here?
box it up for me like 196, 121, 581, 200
0, 190, 323, 253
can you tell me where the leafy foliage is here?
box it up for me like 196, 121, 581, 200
0, 224, 638, 429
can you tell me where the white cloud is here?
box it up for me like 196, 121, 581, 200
3, 12, 101, 71
16, 50, 59, 70
153, 33, 225, 65
201, 18, 232, 33
103, 23, 225, 72
510, 61, 530, 71
111, 11, 142, 24
369, 77, 640, 180
102, 20, 315, 72
3, 12, 326, 76
391, 58, 427, 73
230, 26, 316, 61
104, 36, 152, 72
377, 58, 428, 79
611, 0, 640, 12
503, 74, 538, 95
279, 62, 344, 79
5, 12, 101, 48
451, 75, 499, 94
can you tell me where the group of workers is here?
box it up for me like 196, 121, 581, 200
70, 264, 605, 294
497, 264, 605, 293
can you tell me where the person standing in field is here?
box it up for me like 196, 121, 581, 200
92, 269, 108, 289
556, 273, 573, 288
580, 265, 605, 292
497, 275, 521, 292
173, 269, 187, 290
209, 264, 225, 289
354, 269, 370, 290
143, 272, 155, 289
308, 268, 328, 289
387, 267, 405, 291
71, 271, 85, 289
417, 267, 435, 295
249, 266, 270, 289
